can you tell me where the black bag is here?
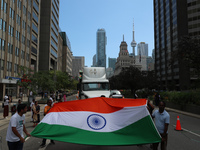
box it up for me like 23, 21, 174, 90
2, 103, 4, 108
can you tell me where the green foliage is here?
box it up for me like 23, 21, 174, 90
17, 67, 78, 94
109, 66, 157, 93
159, 90, 200, 106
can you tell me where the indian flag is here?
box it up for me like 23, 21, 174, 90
31, 97, 161, 145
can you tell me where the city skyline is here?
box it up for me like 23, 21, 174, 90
59, 0, 154, 67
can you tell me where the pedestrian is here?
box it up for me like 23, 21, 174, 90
40, 99, 55, 148
6, 104, 31, 150
32, 101, 39, 127
36, 102, 40, 123
63, 94, 67, 102
3, 95, 11, 118
20, 91, 23, 101
11, 104, 17, 116
154, 92, 160, 106
30, 99, 35, 122
29, 90, 33, 96
147, 99, 154, 115
152, 101, 170, 150
41, 91, 44, 99
17, 99, 22, 106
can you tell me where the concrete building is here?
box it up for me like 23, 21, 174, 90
59, 32, 72, 75
96, 28, 106, 67
72, 56, 85, 78
0, 0, 41, 99
154, 0, 200, 90
115, 36, 141, 75
39, 0, 59, 71
135, 55, 147, 71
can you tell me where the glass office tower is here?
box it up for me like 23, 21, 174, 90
96, 28, 106, 67
154, 0, 189, 90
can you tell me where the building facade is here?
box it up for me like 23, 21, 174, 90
115, 36, 141, 75
0, 0, 40, 99
154, 0, 200, 90
108, 57, 116, 71
72, 56, 85, 78
137, 42, 148, 57
39, 0, 59, 71
96, 28, 106, 67
59, 32, 72, 75
154, 0, 190, 90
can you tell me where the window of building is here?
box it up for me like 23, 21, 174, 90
14, 64, 18, 73
1, 59, 4, 70
27, 39, 30, 47
32, 34, 37, 43
0, 19, 7, 31
22, 20, 26, 29
2, 40, 5, 51
15, 47, 19, 56
28, 11, 31, 20
17, 0, 21, 10
26, 53, 29, 61
23, 5, 26, 15
27, 25, 30, 34
1, 0, 7, 13
22, 35, 25, 45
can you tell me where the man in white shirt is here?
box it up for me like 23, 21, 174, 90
30, 99, 35, 121
6, 104, 31, 150
29, 91, 33, 96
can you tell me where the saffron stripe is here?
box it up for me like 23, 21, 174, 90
49, 97, 147, 114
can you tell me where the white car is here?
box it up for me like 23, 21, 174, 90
110, 90, 124, 98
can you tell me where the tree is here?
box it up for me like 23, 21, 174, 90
17, 66, 35, 94
110, 66, 143, 94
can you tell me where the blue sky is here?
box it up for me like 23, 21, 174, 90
59, 0, 154, 67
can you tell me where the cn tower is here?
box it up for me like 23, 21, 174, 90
131, 20, 137, 56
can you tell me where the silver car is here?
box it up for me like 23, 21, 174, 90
110, 90, 124, 98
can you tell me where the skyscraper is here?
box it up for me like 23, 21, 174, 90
108, 57, 116, 71
0, 0, 40, 99
137, 42, 148, 57
154, 0, 193, 90
39, 0, 60, 71
96, 28, 106, 67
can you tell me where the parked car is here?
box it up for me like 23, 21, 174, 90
110, 90, 124, 98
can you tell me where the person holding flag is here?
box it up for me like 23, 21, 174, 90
40, 99, 55, 148
6, 104, 31, 150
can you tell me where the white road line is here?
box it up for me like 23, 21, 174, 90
173, 125, 200, 137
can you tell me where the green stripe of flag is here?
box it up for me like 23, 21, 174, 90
31, 116, 161, 145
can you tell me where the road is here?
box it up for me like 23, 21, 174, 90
0, 96, 200, 150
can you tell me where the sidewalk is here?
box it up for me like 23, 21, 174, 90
0, 96, 42, 126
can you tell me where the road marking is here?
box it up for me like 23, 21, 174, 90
173, 125, 200, 137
